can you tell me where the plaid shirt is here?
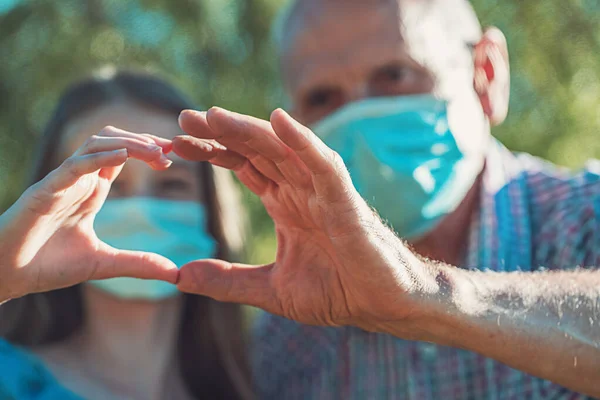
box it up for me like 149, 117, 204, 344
252, 141, 600, 400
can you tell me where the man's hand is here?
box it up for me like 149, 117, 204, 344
0, 127, 179, 302
173, 107, 443, 333
174, 107, 600, 397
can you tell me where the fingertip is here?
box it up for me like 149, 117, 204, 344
179, 109, 199, 121
270, 108, 300, 134
207, 106, 224, 115
113, 148, 128, 160
149, 254, 179, 284
172, 135, 221, 161
103, 248, 179, 283
155, 138, 173, 154
179, 109, 205, 128
177, 259, 226, 293
149, 159, 173, 171
270, 108, 288, 122
206, 106, 228, 127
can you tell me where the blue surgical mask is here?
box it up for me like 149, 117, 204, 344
90, 197, 217, 300
312, 94, 484, 239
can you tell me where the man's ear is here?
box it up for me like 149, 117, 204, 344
473, 27, 510, 126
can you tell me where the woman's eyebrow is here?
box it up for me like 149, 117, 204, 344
167, 157, 196, 167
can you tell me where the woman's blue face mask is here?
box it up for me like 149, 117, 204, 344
312, 94, 486, 239
90, 197, 216, 300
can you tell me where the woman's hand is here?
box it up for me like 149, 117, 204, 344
0, 127, 179, 302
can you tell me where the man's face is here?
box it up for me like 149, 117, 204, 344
281, 0, 502, 155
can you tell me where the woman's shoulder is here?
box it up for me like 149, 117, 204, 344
0, 338, 81, 399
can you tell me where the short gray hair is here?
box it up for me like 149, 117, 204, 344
271, 0, 481, 58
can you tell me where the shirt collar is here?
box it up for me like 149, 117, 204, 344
465, 140, 533, 271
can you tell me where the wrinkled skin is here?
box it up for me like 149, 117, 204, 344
173, 107, 442, 334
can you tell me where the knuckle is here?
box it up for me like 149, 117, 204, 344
99, 125, 117, 137
62, 157, 80, 176
138, 133, 157, 144
88, 134, 100, 142
61, 157, 75, 170
89, 153, 103, 169
22, 184, 54, 215
83, 134, 100, 148
329, 150, 344, 169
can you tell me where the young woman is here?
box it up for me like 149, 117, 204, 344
0, 69, 253, 399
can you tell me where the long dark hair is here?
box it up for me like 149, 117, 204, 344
0, 68, 253, 400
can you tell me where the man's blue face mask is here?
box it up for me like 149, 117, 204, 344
90, 197, 217, 300
312, 94, 485, 239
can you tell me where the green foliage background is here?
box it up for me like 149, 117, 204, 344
0, 0, 599, 264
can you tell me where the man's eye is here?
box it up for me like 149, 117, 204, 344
305, 88, 341, 108
369, 64, 426, 97
375, 65, 408, 83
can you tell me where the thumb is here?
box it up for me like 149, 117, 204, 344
93, 243, 179, 283
177, 259, 276, 310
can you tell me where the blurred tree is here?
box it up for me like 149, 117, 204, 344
0, 0, 599, 263
0, 0, 283, 263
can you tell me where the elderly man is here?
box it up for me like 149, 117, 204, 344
172, 0, 600, 398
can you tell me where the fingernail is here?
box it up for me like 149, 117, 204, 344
115, 148, 128, 157
181, 109, 205, 118
160, 154, 173, 167
208, 106, 227, 115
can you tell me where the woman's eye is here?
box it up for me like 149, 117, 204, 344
108, 181, 125, 198
158, 179, 191, 192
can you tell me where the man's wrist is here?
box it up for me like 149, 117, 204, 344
373, 259, 484, 347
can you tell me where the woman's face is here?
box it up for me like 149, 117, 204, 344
59, 101, 203, 202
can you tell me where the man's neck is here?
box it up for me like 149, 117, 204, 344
411, 173, 482, 266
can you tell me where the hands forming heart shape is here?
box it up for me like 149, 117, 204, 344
0, 108, 427, 334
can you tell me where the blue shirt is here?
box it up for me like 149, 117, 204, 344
251, 142, 600, 399
0, 338, 81, 399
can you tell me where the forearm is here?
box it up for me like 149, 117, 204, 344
384, 264, 600, 397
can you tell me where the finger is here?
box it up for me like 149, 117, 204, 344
140, 134, 173, 153
172, 135, 227, 162
93, 244, 179, 283
98, 126, 172, 152
180, 109, 286, 184
177, 259, 278, 311
270, 108, 333, 175
49, 149, 129, 192
173, 136, 270, 195
270, 108, 356, 204
75, 135, 172, 170
179, 110, 221, 139
233, 160, 272, 196
207, 107, 311, 188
